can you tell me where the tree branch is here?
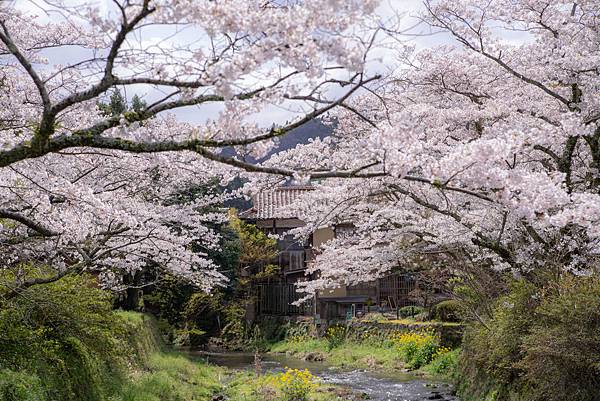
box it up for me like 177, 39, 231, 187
0, 75, 381, 168
2, 262, 85, 300
0, 209, 60, 237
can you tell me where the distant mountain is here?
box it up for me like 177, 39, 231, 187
265, 118, 332, 159
222, 119, 333, 210
220, 118, 333, 163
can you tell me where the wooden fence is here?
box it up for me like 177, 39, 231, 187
256, 283, 312, 316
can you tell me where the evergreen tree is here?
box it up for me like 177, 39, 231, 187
97, 89, 127, 117
108, 90, 127, 116
131, 94, 147, 113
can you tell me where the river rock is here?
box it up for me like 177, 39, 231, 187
302, 351, 325, 362
362, 355, 378, 368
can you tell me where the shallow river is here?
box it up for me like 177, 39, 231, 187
187, 351, 460, 401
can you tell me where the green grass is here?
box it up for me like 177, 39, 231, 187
111, 319, 353, 401
270, 338, 329, 354
328, 342, 403, 370
116, 353, 223, 401
382, 319, 462, 327
271, 338, 404, 370
270, 337, 459, 377
224, 369, 355, 401
111, 347, 355, 401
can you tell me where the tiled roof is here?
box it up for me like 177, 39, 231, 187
240, 186, 313, 220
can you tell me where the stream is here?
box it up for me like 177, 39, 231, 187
187, 351, 460, 401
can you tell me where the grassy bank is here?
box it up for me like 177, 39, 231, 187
269, 324, 459, 378
2, 308, 353, 401
0, 273, 164, 401
0, 273, 358, 401
117, 348, 360, 401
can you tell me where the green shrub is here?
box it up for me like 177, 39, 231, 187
0, 272, 133, 401
398, 306, 425, 318
432, 300, 462, 322
457, 276, 600, 401
425, 348, 459, 376
284, 321, 312, 340
325, 325, 347, 350
0, 370, 45, 401
0, 271, 167, 401
390, 329, 442, 369
519, 276, 600, 401
221, 303, 247, 341
457, 280, 537, 401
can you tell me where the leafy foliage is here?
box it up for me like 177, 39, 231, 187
432, 300, 462, 323
519, 277, 600, 401
458, 276, 600, 401
424, 348, 458, 377
97, 89, 128, 117
228, 210, 277, 270
325, 325, 347, 350
389, 328, 443, 369
0, 268, 172, 401
0, 370, 45, 401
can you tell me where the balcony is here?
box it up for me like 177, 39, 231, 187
279, 250, 306, 275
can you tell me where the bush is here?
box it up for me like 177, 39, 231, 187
457, 276, 600, 401
0, 272, 132, 401
390, 328, 443, 369
398, 306, 425, 318
519, 276, 600, 401
432, 300, 462, 322
457, 280, 537, 401
425, 348, 459, 376
0, 271, 163, 401
275, 369, 317, 401
0, 370, 45, 401
284, 321, 314, 344
325, 325, 347, 350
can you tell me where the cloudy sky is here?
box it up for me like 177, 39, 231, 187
13, 0, 445, 127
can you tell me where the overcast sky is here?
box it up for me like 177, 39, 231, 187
14, 0, 444, 127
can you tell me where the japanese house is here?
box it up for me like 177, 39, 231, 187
240, 185, 417, 324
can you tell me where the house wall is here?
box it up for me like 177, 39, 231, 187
312, 227, 348, 299
312, 227, 334, 247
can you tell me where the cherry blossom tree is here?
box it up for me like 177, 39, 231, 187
0, 0, 383, 296
246, 0, 600, 296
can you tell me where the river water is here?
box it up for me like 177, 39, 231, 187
187, 351, 460, 401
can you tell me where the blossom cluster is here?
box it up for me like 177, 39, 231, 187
246, 0, 600, 295
0, 0, 378, 290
